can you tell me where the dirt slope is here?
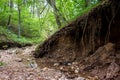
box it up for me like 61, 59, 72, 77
34, 0, 120, 80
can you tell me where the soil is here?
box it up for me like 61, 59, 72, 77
34, 0, 120, 80
0, 41, 32, 50
35, 43, 120, 80
0, 44, 119, 80
0, 46, 86, 80
0, 0, 120, 80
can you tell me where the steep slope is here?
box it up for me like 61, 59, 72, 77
34, 0, 120, 60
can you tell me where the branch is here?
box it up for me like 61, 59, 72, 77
39, 3, 48, 15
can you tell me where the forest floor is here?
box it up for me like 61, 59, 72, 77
0, 46, 87, 80
35, 43, 120, 80
0, 43, 119, 80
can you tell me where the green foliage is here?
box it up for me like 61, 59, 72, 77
0, 0, 100, 45
0, 26, 28, 43
0, 61, 5, 66
56, 0, 99, 21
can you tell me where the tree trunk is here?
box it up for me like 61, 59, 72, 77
18, 5, 21, 38
7, 0, 13, 30
32, 0, 35, 17
46, 0, 66, 28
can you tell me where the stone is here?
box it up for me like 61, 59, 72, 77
74, 69, 79, 74
29, 61, 38, 68
53, 63, 59, 66
67, 63, 72, 66
15, 58, 23, 62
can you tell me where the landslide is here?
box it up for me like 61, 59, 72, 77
34, 0, 120, 79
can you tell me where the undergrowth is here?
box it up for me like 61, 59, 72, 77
0, 2, 100, 45
0, 61, 5, 66
0, 26, 44, 44
72, 2, 100, 21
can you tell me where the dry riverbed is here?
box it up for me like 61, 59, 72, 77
0, 46, 86, 80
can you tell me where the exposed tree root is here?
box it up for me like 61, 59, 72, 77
34, 0, 120, 79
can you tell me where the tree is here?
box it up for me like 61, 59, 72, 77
7, 0, 13, 30
46, 0, 66, 28
85, 0, 91, 7
17, 0, 21, 38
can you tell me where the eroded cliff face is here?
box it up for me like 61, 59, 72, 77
34, 0, 120, 61
34, 0, 120, 79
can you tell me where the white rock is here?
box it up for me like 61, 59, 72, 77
27, 58, 31, 61
43, 67, 48, 71
15, 58, 23, 62
72, 62, 78, 65
60, 66, 63, 70
74, 69, 79, 73
76, 77, 85, 80
67, 63, 71, 66
53, 63, 59, 66
29, 61, 38, 68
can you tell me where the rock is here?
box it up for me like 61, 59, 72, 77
67, 63, 72, 66
2, 45, 8, 49
106, 62, 119, 79
74, 68, 79, 74
15, 50, 22, 54
27, 58, 31, 61
28, 61, 38, 68
86, 76, 99, 80
60, 66, 63, 70
74, 69, 79, 73
84, 43, 115, 67
72, 62, 78, 65
14, 58, 23, 62
53, 63, 59, 66
42, 67, 48, 71
76, 77, 85, 80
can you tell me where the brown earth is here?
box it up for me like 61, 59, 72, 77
0, 46, 87, 80
34, 0, 120, 80
0, 41, 32, 50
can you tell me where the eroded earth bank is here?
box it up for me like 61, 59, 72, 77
34, 0, 120, 80
0, 0, 120, 80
